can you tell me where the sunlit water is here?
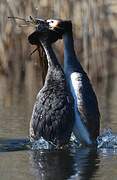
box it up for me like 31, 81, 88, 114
0, 74, 117, 180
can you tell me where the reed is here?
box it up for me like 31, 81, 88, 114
0, 0, 116, 81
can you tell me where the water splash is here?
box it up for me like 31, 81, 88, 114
1, 129, 117, 152
30, 135, 81, 151
30, 137, 57, 150
30, 129, 117, 150
97, 128, 117, 149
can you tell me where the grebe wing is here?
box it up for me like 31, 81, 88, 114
76, 73, 100, 140
30, 86, 73, 142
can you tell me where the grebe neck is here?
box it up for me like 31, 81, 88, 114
63, 30, 76, 58
40, 41, 61, 68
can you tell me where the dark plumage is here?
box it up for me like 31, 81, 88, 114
28, 21, 74, 147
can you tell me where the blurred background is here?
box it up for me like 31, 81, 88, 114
0, 0, 117, 78
0, 0, 117, 137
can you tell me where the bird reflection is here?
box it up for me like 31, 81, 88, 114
29, 147, 100, 180
74, 148, 100, 180
29, 149, 75, 180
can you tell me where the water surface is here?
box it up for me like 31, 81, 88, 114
0, 74, 117, 180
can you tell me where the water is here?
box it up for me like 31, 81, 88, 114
0, 75, 117, 180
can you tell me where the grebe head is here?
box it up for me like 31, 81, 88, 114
28, 19, 62, 45
47, 19, 72, 37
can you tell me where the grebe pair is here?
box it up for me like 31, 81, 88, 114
28, 19, 100, 147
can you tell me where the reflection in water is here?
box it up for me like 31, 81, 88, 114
29, 148, 99, 180
0, 138, 30, 152
73, 148, 99, 180
96, 75, 117, 133
0, 67, 42, 138
29, 150, 75, 180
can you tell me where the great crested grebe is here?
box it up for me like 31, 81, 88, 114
28, 20, 74, 147
47, 19, 100, 145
